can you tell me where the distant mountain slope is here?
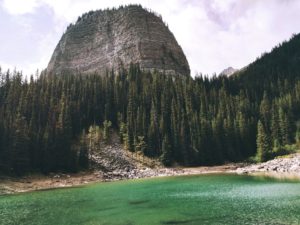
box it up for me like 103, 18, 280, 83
232, 33, 300, 91
219, 67, 238, 76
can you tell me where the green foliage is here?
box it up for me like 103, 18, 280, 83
295, 127, 300, 148
135, 136, 147, 154
88, 125, 101, 151
11, 113, 30, 175
78, 130, 89, 169
256, 120, 271, 162
161, 135, 172, 166
103, 120, 112, 143
2, 36, 300, 174
282, 144, 298, 153
119, 122, 127, 143
272, 139, 282, 155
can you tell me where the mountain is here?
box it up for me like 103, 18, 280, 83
1, 10, 300, 175
232, 33, 300, 90
46, 5, 190, 76
219, 67, 238, 76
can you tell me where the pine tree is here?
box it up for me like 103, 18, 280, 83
161, 135, 172, 166
11, 113, 30, 175
171, 99, 180, 162
103, 120, 112, 143
135, 136, 147, 161
256, 120, 271, 162
78, 130, 89, 168
147, 100, 160, 156
1, 55, 300, 174
55, 94, 73, 170
119, 121, 127, 143
180, 113, 191, 165
278, 107, 290, 145
295, 129, 300, 148
270, 108, 280, 145
126, 85, 135, 151
88, 125, 101, 152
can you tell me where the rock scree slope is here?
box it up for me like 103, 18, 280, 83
47, 5, 190, 76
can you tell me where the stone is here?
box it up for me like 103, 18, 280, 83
236, 153, 300, 175
47, 5, 190, 76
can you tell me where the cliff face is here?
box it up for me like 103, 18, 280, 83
47, 5, 190, 76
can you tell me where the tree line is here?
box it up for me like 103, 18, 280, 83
2, 33, 300, 174
0, 61, 300, 175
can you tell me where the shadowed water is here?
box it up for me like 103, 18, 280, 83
0, 174, 300, 225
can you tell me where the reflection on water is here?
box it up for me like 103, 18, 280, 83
250, 171, 300, 181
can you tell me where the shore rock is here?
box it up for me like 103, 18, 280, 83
236, 153, 300, 174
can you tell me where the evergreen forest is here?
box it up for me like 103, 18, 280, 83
1, 33, 300, 174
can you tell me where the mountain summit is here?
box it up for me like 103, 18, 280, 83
219, 67, 238, 76
46, 5, 190, 76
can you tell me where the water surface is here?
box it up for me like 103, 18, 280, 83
1, 174, 300, 225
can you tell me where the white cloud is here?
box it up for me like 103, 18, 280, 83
0, 60, 14, 73
1, 0, 300, 76
1, 0, 39, 15
0, 59, 43, 76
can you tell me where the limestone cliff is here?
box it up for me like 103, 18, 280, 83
47, 5, 190, 76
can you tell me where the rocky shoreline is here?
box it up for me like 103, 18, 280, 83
101, 163, 241, 181
0, 164, 239, 195
236, 153, 300, 175
1, 153, 300, 195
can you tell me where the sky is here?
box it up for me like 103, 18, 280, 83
1, 0, 300, 76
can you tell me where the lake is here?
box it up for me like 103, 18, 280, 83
1, 174, 300, 225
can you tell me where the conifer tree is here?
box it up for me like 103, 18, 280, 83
78, 130, 89, 168
11, 113, 30, 175
103, 120, 112, 143
259, 92, 271, 131
161, 135, 172, 166
256, 120, 271, 162
1, 57, 300, 173
126, 85, 135, 151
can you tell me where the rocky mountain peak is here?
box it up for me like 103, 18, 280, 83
46, 5, 190, 76
219, 67, 238, 76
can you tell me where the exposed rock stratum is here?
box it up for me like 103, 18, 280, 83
47, 5, 190, 76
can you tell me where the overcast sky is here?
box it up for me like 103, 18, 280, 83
1, 0, 300, 76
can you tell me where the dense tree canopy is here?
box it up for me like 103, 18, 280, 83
1, 34, 300, 174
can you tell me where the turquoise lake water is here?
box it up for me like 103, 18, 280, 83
1, 174, 300, 225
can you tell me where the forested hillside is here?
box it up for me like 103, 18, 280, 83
1, 34, 300, 175
232, 33, 300, 93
